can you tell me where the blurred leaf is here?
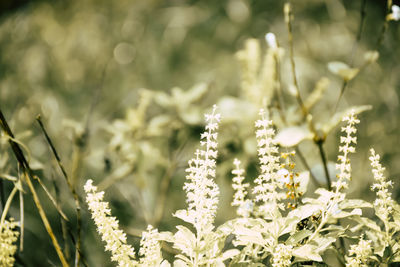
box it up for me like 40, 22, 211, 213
311, 161, 337, 186
304, 77, 330, 110
327, 61, 359, 81
364, 50, 379, 63
0, 173, 17, 182
275, 126, 313, 147
217, 97, 258, 123
321, 105, 372, 135
147, 115, 172, 136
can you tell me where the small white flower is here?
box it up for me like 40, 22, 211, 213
333, 110, 359, 192
391, 5, 400, 21
265, 32, 278, 49
277, 168, 290, 184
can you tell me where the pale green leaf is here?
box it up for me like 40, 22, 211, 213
352, 217, 382, 232
275, 126, 313, 147
328, 61, 349, 74
173, 258, 189, 267
339, 199, 373, 210
158, 231, 174, 243
286, 230, 313, 245
217, 97, 258, 123
173, 225, 196, 255
160, 260, 171, 267
327, 61, 359, 81
220, 249, 240, 260
321, 105, 372, 135
297, 171, 310, 194
315, 236, 336, 252
0, 174, 17, 182
293, 244, 323, 262
174, 210, 195, 225
333, 208, 362, 219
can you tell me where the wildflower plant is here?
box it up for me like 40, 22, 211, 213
0, 218, 19, 267
81, 2, 400, 264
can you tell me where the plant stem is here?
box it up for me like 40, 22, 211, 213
316, 140, 331, 190
284, 2, 307, 117
36, 115, 82, 267
0, 109, 68, 267
0, 186, 18, 230
284, 2, 331, 191
295, 147, 321, 188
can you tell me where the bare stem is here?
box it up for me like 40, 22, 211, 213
295, 147, 321, 188
284, 2, 307, 117
36, 115, 82, 267
153, 161, 177, 227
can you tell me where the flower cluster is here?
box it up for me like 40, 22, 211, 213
139, 225, 164, 266
0, 218, 19, 267
272, 244, 293, 267
369, 149, 394, 225
180, 105, 220, 236
333, 110, 359, 192
84, 179, 136, 267
231, 158, 252, 217
280, 151, 302, 209
253, 109, 283, 216
346, 239, 372, 267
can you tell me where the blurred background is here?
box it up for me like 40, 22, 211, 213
0, 0, 399, 266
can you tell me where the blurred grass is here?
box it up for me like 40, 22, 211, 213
0, 0, 399, 266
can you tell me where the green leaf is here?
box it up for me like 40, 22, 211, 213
173, 225, 196, 255
321, 105, 372, 135
160, 260, 172, 267
275, 126, 313, 147
332, 208, 362, 219
174, 209, 195, 225
220, 249, 240, 260
297, 171, 310, 194
339, 199, 373, 210
286, 229, 313, 245
173, 258, 189, 267
352, 217, 381, 232
293, 244, 323, 262
315, 236, 336, 252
